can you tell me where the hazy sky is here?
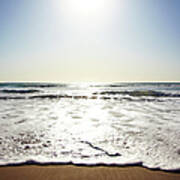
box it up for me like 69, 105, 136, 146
0, 0, 180, 82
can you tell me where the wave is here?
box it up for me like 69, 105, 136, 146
93, 90, 180, 97
90, 84, 127, 87
91, 82, 180, 88
0, 83, 66, 88
0, 94, 164, 102
0, 89, 41, 94
0, 95, 90, 100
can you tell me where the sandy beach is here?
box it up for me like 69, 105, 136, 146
0, 165, 179, 180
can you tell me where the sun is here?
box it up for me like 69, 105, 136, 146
63, 0, 106, 16
54, 0, 115, 23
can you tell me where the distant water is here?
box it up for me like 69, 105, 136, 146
0, 82, 180, 170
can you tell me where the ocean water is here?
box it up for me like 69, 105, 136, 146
0, 82, 180, 170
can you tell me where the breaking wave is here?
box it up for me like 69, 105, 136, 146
0, 82, 180, 171
93, 90, 180, 97
0, 82, 66, 88
0, 89, 41, 94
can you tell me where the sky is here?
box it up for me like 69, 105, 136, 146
0, 0, 180, 82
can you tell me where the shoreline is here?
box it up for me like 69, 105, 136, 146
0, 161, 180, 173
0, 165, 180, 180
1, 160, 180, 172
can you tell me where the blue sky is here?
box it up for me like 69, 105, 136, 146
0, 0, 180, 82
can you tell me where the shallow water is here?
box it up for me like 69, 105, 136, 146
0, 82, 180, 170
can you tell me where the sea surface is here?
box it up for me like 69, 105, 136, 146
0, 82, 180, 170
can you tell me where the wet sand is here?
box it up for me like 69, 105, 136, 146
0, 165, 179, 180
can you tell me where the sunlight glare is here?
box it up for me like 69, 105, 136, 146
54, 0, 117, 26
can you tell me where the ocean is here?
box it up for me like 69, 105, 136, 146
0, 82, 180, 170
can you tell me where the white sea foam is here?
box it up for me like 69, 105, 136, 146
0, 83, 180, 170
